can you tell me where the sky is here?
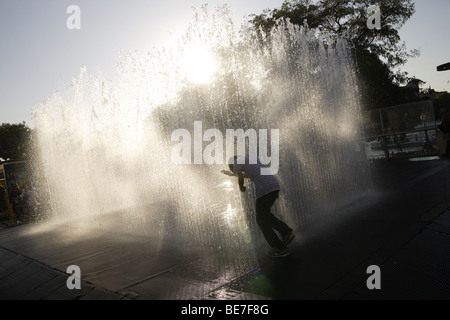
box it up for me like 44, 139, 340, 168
0, 0, 449, 126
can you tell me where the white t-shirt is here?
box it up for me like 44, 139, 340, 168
233, 156, 280, 199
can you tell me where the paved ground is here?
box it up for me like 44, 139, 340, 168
0, 157, 450, 301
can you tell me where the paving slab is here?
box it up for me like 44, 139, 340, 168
0, 159, 450, 301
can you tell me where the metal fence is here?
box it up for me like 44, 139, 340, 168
363, 100, 441, 159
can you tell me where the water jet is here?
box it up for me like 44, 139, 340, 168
32, 6, 372, 252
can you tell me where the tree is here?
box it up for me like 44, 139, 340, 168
250, 0, 419, 110
0, 122, 32, 161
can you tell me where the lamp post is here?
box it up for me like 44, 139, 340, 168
437, 62, 450, 72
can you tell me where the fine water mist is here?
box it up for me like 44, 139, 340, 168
32, 6, 371, 251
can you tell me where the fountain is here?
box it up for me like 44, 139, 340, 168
31, 5, 372, 253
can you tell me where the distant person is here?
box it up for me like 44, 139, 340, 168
0, 185, 7, 211
20, 181, 38, 222
438, 113, 450, 158
6, 174, 15, 201
222, 155, 295, 258
10, 183, 23, 223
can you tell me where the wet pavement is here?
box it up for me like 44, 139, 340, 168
1, 157, 450, 301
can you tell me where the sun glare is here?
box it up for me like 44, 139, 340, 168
182, 46, 217, 84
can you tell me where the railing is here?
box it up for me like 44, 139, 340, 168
363, 100, 440, 159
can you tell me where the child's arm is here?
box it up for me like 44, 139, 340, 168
237, 171, 246, 192
221, 170, 236, 176
221, 169, 248, 192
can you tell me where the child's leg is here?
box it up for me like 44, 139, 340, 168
255, 191, 290, 249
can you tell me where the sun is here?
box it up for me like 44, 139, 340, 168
182, 46, 218, 84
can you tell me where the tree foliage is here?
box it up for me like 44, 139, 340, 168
0, 122, 32, 161
250, 0, 419, 110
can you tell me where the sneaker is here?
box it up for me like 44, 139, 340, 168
282, 233, 295, 247
267, 248, 290, 258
